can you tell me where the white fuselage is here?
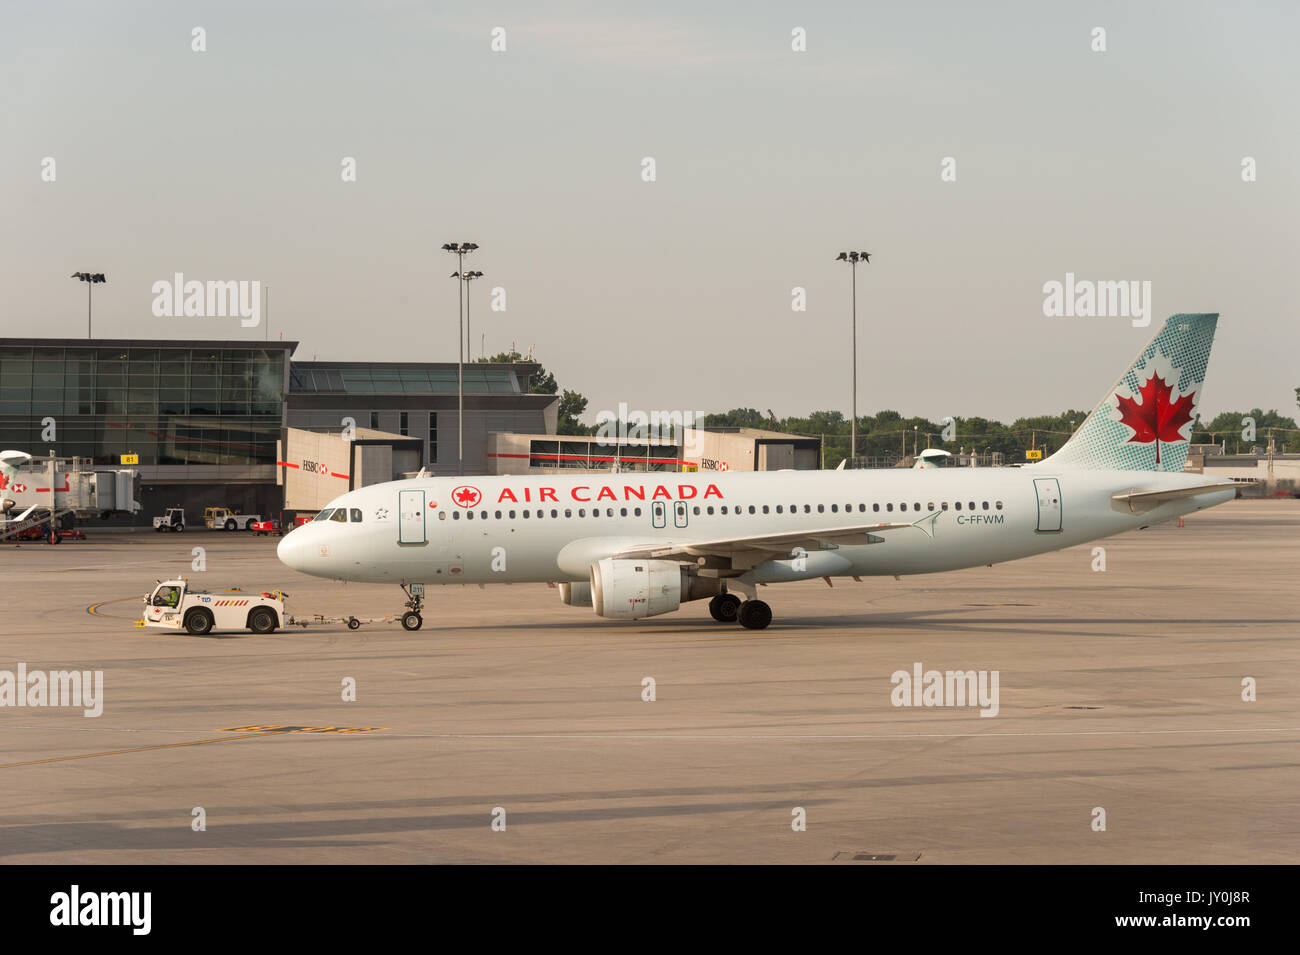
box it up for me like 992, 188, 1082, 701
276, 467, 1235, 587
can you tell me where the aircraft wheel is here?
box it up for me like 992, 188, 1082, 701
401, 612, 423, 631
709, 593, 742, 623
737, 599, 772, 631
185, 609, 215, 636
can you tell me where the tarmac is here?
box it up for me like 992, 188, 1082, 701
1, 499, 1296, 863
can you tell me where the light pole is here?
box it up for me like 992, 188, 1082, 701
835, 251, 870, 463
442, 242, 478, 476
71, 272, 106, 337
453, 270, 484, 360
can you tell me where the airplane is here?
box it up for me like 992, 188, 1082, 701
278, 313, 1237, 632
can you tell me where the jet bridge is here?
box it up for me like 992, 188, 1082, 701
0, 453, 141, 540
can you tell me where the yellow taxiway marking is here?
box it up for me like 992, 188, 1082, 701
86, 596, 140, 617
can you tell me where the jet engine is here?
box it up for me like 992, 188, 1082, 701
589, 558, 720, 620
559, 580, 593, 607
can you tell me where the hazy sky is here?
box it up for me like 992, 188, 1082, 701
4, 1, 1297, 424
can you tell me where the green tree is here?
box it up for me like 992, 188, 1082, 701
556, 390, 590, 435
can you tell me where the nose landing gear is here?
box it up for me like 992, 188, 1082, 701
400, 583, 425, 631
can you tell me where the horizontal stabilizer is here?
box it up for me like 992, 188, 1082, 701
1110, 483, 1237, 514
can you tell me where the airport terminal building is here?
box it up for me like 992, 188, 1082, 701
0, 337, 557, 519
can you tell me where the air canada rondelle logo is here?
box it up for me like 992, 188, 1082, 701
452, 485, 482, 508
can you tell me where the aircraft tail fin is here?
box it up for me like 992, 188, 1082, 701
1043, 314, 1218, 472
1, 450, 32, 499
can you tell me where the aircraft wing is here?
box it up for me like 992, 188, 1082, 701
1111, 483, 1238, 514
611, 511, 940, 563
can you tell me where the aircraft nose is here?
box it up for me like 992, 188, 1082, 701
277, 529, 310, 572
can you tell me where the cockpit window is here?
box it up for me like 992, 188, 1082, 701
313, 509, 335, 521
350, 508, 362, 522
330, 509, 348, 522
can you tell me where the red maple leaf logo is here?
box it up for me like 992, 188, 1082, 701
452, 485, 481, 508
0, 474, 8, 492
1115, 370, 1196, 465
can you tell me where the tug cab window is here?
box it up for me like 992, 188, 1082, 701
153, 585, 182, 607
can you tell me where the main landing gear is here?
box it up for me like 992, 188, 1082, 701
708, 592, 772, 630
400, 583, 424, 631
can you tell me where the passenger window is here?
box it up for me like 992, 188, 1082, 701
564, 509, 571, 518
634, 507, 642, 517
707, 506, 714, 515
480, 511, 487, 520
523, 510, 530, 518
551, 509, 558, 518
817, 504, 824, 513
466, 511, 474, 520
351, 508, 362, 522
913, 503, 920, 511
873, 503, 880, 512
495, 510, 502, 519
330, 509, 347, 522
831, 504, 838, 513
438, 511, 446, 520
748, 506, 756, 514
693, 506, 701, 515
982, 501, 989, 510
578, 509, 585, 517
452, 511, 461, 520
969, 502, 976, 511
941, 502, 949, 511
804, 505, 811, 513
887, 503, 894, 512
761, 505, 769, 514
620, 508, 627, 517
995, 501, 1003, 510
721, 506, 728, 515
776, 505, 783, 514
927, 502, 935, 511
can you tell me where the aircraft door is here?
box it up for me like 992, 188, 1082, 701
651, 501, 667, 528
1033, 478, 1062, 533
673, 500, 689, 528
398, 489, 427, 544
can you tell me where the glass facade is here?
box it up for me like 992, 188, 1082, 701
0, 344, 286, 466
290, 363, 519, 394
